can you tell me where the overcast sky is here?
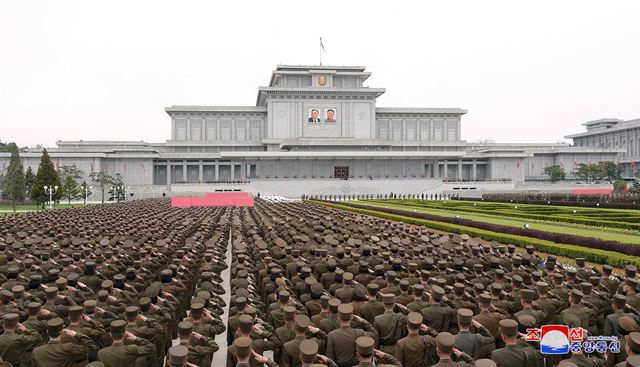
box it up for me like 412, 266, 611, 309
1, 0, 639, 148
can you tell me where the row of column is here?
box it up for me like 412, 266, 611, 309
165, 161, 246, 184
441, 159, 479, 180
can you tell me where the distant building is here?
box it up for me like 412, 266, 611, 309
565, 118, 640, 177
0, 65, 625, 197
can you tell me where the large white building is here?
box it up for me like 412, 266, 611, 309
0, 65, 625, 198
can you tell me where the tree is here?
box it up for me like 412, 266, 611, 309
31, 149, 61, 209
543, 165, 566, 182
108, 173, 126, 202
0, 143, 27, 212
573, 163, 605, 181
79, 180, 92, 205
90, 171, 114, 204
24, 166, 35, 195
59, 166, 84, 205
572, 163, 590, 181
602, 161, 622, 181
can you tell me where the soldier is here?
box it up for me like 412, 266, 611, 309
561, 290, 590, 330
395, 312, 437, 367
176, 321, 219, 367
233, 337, 279, 367
166, 345, 195, 367
32, 318, 96, 367
433, 332, 474, 367
326, 304, 376, 367
491, 319, 533, 367
311, 296, 331, 327
281, 315, 327, 367
97, 320, 156, 367
298, 339, 338, 367
374, 294, 407, 355
359, 284, 384, 325
454, 308, 495, 359
0, 313, 42, 366
514, 290, 545, 326
422, 286, 457, 333
226, 315, 281, 367
353, 335, 400, 367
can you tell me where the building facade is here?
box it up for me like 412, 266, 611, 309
0, 64, 626, 198
566, 118, 640, 177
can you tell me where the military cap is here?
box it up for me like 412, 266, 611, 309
237, 314, 253, 333
283, 306, 296, 321
3, 313, 19, 326
627, 333, 640, 354
244, 306, 257, 318
627, 278, 639, 287
100, 280, 112, 290
48, 318, 65, 334
138, 297, 151, 308
499, 319, 518, 336
614, 294, 627, 308
44, 287, 58, 297
626, 265, 638, 277
86, 362, 105, 367
190, 303, 205, 315
535, 281, 549, 292
575, 258, 585, 266
557, 362, 578, 367
83, 300, 97, 313
516, 314, 537, 329
512, 275, 523, 284
160, 269, 172, 277
278, 291, 291, 302
474, 283, 485, 293
407, 312, 423, 327
338, 303, 353, 321
11, 285, 24, 296
300, 339, 319, 363
626, 355, 640, 367
353, 284, 367, 300
382, 293, 395, 305
69, 305, 84, 318
295, 315, 311, 331
178, 321, 193, 335
234, 336, 253, 358
570, 289, 584, 302
168, 345, 189, 366
621, 316, 639, 333
475, 359, 497, 367
28, 302, 42, 313
320, 295, 331, 308
125, 306, 139, 317
355, 336, 375, 356
478, 293, 492, 305
235, 296, 247, 308
436, 332, 455, 352
458, 308, 473, 325
328, 298, 341, 313
580, 282, 592, 294
367, 283, 379, 294
553, 273, 564, 281
413, 284, 425, 295
520, 289, 535, 303
431, 285, 445, 301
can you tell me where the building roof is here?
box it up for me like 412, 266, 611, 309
565, 118, 640, 139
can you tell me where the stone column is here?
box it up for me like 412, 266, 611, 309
182, 161, 187, 182
472, 160, 477, 181
457, 160, 463, 180
166, 162, 172, 186
443, 160, 448, 179
246, 164, 251, 179
230, 163, 235, 180
215, 163, 220, 181
198, 161, 203, 183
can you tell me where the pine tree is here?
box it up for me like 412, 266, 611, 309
0, 143, 27, 212
31, 149, 61, 209
59, 166, 83, 204
25, 166, 35, 194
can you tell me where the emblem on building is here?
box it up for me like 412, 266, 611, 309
318, 75, 327, 86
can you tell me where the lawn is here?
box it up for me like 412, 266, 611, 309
0, 203, 84, 214
352, 200, 640, 244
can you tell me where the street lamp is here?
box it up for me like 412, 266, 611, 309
83, 185, 92, 205
43, 185, 58, 209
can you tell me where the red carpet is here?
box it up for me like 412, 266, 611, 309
573, 189, 614, 195
171, 192, 254, 207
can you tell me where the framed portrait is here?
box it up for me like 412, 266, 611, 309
307, 108, 321, 123
324, 108, 337, 123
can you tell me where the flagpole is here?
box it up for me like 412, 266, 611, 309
319, 37, 322, 65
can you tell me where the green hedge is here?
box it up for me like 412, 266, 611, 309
382, 200, 640, 231
309, 200, 640, 268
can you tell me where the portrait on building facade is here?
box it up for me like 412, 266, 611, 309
308, 108, 321, 123
325, 109, 336, 123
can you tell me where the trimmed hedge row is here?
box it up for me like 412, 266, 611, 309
309, 200, 640, 268
384, 200, 640, 231
460, 197, 640, 210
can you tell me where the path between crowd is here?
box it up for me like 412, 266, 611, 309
212, 227, 233, 366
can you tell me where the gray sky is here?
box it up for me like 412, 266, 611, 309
1, 0, 639, 148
